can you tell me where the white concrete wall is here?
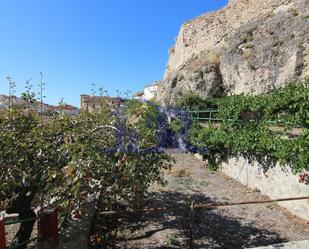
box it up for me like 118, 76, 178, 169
132, 95, 144, 101
251, 240, 309, 249
143, 85, 158, 100
220, 157, 309, 221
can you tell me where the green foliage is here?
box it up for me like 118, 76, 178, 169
175, 91, 218, 110
170, 118, 182, 133
217, 78, 309, 127
0, 106, 171, 218
125, 100, 161, 148
188, 122, 309, 173
188, 124, 228, 170
184, 78, 309, 173
21, 80, 36, 104
166, 235, 179, 246
179, 77, 309, 127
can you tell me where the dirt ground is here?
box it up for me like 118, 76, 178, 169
92, 153, 309, 249
4, 221, 37, 248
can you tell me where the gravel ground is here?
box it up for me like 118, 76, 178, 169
91, 153, 309, 249
4, 221, 38, 248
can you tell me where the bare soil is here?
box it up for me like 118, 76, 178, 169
4, 220, 37, 249
91, 153, 309, 249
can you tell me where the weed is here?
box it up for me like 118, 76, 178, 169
289, 8, 299, 16
297, 43, 304, 50
253, 188, 261, 193
242, 49, 256, 59
166, 235, 179, 246
244, 44, 254, 49
199, 180, 209, 186
176, 169, 188, 177
247, 33, 254, 42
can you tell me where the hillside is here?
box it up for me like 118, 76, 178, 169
155, 0, 309, 105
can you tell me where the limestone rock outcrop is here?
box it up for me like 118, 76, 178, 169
155, 0, 309, 105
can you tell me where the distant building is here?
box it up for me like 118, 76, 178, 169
132, 91, 144, 101
132, 81, 161, 102
80, 94, 123, 112
52, 104, 80, 116
0, 95, 24, 109
144, 81, 160, 100
0, 94, 79, 116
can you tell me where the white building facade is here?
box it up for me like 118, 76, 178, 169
132, 81, 161, 102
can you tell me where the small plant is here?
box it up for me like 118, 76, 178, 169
246, 33, 254, 42
272, 40, 279, 47
116, 89, 122, 97
37, 72, 46, 116
124, 89, 132, 99
267, 12, 275, 19
242, 49, 256, 59
291, 9, 299, 16
6, 76, 16, 109
244, 44, 254, 49
175, 169, 188, 178
170, 118, 182, 133
21, 79, 36, 104
253, 188, 261, 193
166, 235, 179, 246
297, 43, 304, 50
91, 83, 97, 96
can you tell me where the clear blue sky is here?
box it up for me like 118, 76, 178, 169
0, 0, 228, 106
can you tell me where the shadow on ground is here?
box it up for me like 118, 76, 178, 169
91, 191, 286, 249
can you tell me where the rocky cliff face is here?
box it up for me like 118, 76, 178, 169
155, 0, 309, 105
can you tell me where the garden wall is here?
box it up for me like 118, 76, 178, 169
195, 154, 309, 221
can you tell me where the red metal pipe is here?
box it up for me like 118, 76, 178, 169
99, 195, 309, 216
0, 219, 6, 249
194, 196, 309, 210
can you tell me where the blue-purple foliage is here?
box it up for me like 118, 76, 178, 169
99, 102, 208, 155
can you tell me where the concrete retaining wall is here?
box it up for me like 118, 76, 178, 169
194, 154, 309, 221
220, 157, 309, 221
250, 240, 309, 249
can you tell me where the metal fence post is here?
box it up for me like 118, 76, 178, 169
189, 201, 194, 249
38, 209, 59, 249
0, 219, 6, 249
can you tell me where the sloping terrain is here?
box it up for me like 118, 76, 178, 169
91, 153, 309, 248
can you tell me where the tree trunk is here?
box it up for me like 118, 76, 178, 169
6, 187, 36, 249
10, 209, 36, 249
